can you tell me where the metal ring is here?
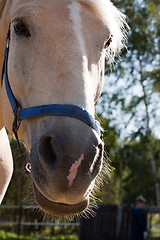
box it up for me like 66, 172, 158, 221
25, 163, 31, 173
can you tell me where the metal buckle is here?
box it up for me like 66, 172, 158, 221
6, 23, 11, 49
6, 37, 10, 49
25, 163, 31, 173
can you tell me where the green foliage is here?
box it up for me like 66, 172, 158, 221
95, 115, 160, 205
95, 115, 120, 204
97, 114, 119, 155
0, 231, 78, 240
96, 0, 160, 205
0, 231, 35, 240
101, 0, 160, 136
2, 134, 30, 205
120, 137, 157, 204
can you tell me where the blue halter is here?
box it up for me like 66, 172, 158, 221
1, 23, 102, 136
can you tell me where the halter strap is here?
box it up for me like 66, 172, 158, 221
1, 23, 19, 114
1, 23, 102, 136
18, 104, 101, 133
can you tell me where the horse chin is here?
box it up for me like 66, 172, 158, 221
33, 183, 89, 216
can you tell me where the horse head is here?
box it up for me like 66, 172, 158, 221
0, 0, 128, 216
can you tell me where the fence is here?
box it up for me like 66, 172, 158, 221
79, 204, 130, 240
79, 204, 160, 240
0, 205, 79, 239
0, 204, 160, 239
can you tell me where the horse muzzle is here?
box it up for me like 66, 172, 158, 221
30, 118, 103, 216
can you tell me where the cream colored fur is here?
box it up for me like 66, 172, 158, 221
0, 127, 13, 204
0, 0, 128, 211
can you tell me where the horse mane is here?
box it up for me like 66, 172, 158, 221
80, 0, 130, 62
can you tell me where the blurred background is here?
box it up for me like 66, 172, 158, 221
0, 0, 159, 239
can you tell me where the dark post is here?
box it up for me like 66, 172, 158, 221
17, 203, 23, 239
79, 204, 118, 240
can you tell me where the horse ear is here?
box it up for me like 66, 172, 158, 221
0, 0, 6, 17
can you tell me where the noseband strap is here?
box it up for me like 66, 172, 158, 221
1, 23, 102, 136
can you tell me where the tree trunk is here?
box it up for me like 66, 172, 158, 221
139, 72, 160, 206
119, 148, 123, 205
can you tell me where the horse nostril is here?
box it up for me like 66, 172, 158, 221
39, 136, 57, 169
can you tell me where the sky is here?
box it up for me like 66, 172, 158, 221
96, 74, 160, 142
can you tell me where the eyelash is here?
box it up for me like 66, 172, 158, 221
13, 22, 31, 37
104, 35, 113, 49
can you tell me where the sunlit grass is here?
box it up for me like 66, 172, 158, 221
0, 231, 79, 240
148, 213, 160, 238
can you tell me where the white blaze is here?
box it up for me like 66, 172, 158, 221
68, 1, 86, 56
68, 1, 89, 79
68, 1, 94, 114
67, 154, 84, 187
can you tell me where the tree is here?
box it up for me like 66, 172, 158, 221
95, 115, 159, 205
97, 0, 160, 205
94, 115, 121, 205
119, 135, 159, 205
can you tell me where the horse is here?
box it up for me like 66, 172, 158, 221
0, 0, 128, 216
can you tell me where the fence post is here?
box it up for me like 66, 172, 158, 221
79, 204, 118, 240
116, 206, 123, 239
118, 205, 131, 240
17, 203, 23, 239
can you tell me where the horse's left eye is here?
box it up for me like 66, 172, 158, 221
14, 23, 30, 37
104, 36, 113, 49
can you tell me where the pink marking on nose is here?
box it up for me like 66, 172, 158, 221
67, 154, 84, 187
